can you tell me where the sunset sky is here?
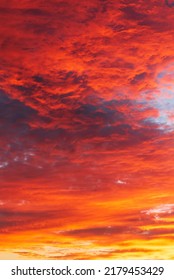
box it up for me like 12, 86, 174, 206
1, 0, 174, 259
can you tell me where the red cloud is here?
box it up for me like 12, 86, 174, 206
1, 0, 174, 259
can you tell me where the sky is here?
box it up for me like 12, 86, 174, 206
0, 0, 174, 259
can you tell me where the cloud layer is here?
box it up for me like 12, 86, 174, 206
1, 0, 174, 259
